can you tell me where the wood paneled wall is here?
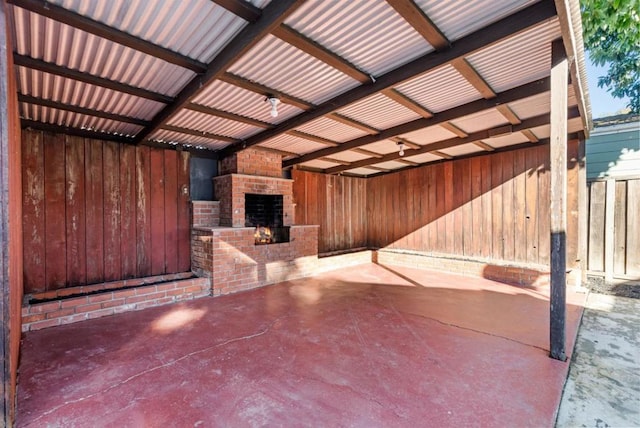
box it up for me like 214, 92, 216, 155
293, 142, 581, 267
292, 170, 367, 253
2, 3, 23, 423
22, 130, 191, 293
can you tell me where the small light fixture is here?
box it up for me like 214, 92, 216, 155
397, 141, 405, 156
266, 95, 280, 117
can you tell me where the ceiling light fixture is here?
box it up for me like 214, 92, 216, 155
266, 95, 280, 117
397, 141, 405, 156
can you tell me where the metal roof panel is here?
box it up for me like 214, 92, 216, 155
296, 117, 369, 142
337, 93, 423, 130
259, 133, 328, 155
450, 108, 509, 134
167, 109, 262, 139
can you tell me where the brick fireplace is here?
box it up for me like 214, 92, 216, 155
192, 148, 321, 295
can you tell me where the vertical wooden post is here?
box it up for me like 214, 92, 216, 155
604, 178, 616, 281
550, 39, 568, 361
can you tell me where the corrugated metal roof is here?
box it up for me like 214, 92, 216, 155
529, 117, 585, 140
47, 0, 257, 63
192, 79, 304, 124
327, 151, 371, 163
167, 109, 262, 139
359, 139, 401, 155
301, 159, 341, 170
400, 124, 458, 145
285, 0, 433, 77
151, 129, 229, 150
450, 108, 509, 134
21, 102, 142, 136
228, 35, 360, 104
337, 93, 422, 130
482, 133, 528, 149
467, 19, 560, 93
259, 133, 328, 155
509, 89, 578, 120
370, 160, 407, 170
11, 7, 195, 96
415, 0, 537, 42
296, 117, 369, 142
439, 143, 484, 157
16, 67, 165, 120
395, 65, 481, 113
403, 153, 442, 164
343, 167, 382, 176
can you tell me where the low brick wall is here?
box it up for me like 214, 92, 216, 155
375, 249, 550, 288
22, 276, 211, 332
192, 200, 220, 227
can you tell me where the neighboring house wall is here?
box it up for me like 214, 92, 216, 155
587, 119, 640, 179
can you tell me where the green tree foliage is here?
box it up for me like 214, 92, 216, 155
581, 0, 640, 112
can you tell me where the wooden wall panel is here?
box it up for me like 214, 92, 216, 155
21, 130, 191, 292
292, 170, 368, 253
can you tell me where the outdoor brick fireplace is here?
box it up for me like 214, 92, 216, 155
191, 148, 319, 295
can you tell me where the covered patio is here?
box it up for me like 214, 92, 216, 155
0, 0, 593, 425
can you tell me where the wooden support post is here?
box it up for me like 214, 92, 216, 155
549, 39, 568, 361
604, 178, 616, 281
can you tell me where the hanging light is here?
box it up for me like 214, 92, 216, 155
397, 141, 405, 156
266, 95, 280, 117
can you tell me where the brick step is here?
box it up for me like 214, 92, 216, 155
22, 276, 211, 332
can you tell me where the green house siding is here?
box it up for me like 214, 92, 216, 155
587, 121, 640, 180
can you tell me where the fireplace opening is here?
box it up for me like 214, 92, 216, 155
245, 194, 290, 245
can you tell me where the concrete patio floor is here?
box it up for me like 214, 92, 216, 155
17, 263, 586, 427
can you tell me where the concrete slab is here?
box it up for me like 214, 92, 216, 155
556, 293, 640, 427
17, 263, 586, 427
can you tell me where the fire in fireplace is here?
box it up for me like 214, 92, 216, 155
245, 193, 290, 245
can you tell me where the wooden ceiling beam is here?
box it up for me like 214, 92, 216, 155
430, 150, 453, 159
381, 88, 433, 118
14, 54, 173, 104
364, 165, 390, 172
319, 157, 351, 165
222, 0, 556, 156
7, 0, 207, 73
451, 58, 496, 99
496, 104, 522, 125
219, 72, 313, 110
385, 0, 449, 50
160, 125, 238, 143
352, 148, 384, 158
185, 103, 272, 128
211, 0, 261, 22
283, 77, 551, 168
272, 25, 371, 84
21, 119, 136, 144
396, 158, 419, 166
134, 0, 306, 144
392, 136, 421, 149
18, 94, 150, 127
323, 107, 580, 174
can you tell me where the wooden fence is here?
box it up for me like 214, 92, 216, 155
587, 177, 640, 279
22, 130, 192, 293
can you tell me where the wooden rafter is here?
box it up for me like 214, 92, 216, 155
391, 137, 421, 149
185, 103, 272, 128
496, 104, 522, 125
219, 72, 313, 110
521, 129, 540, 143
352, 148, 384, 158
381, 88, 433, 118
396, 158, 419, 166
430, 150, 453, 159
13, 55, 173, 104
21, 119, 135, 144
272, 25, 371, 84
451, 57, 496, 99
159, 125, 238, 143
211, 0, 261, 22
364, 165, 390, 172
134, 0, 307, 144
18, 94, 150, 127
440, 122, 468, 138
385, 0, 449, 50
283, 77, 552, 168
7, 0, 207, 73
222, 0, 556, 157
473, 141, 495, 151
323, 107, 580, 174
327, 113, 379, 134
319, 157, 351, 165
286, 130, 339, 147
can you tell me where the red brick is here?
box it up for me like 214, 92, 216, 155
88, 293, 113, 303
29, 301, 61, 313
87, 308, 115, 319
22, 313, 46, 323
59, 313, 89, 325
28, 318, 60, 331
46, 308, 75, 319
75, 303, 103, 313
61, 296, 89, 308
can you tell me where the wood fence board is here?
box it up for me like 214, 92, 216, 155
491, 152, 504, 260
21, 130, 45, 293
525, 146, 540, 264
65, 136, 86, 286
613, 180, 627, 275
164, 150, 179, 273
513, 149, 527, 262
537, 146, 551, 265
177, 151, 191, 272
136, 146, 152, 277
102, 141, 121, 281
480, 155, 492, 258
502, 150, 515, 261
588, 181, 606, 271
626, 179, 640, 275
44, 132, 67, 289
85, 140, 104, 284
119, 145, 137, 279
150, 148, 166, 275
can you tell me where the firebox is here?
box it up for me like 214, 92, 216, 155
245, 194, 290, 245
